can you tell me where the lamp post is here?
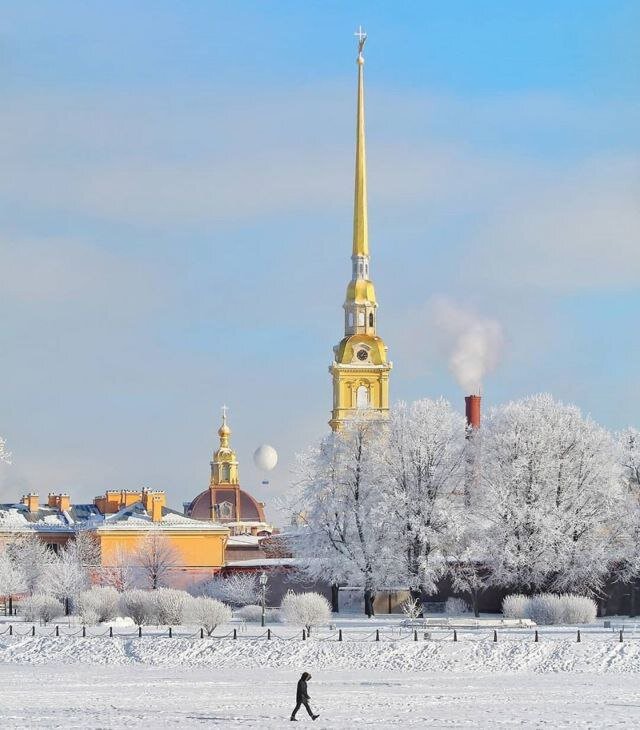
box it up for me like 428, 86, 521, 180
260, 571, 268, 627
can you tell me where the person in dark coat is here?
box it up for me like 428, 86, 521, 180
290, 672, 319, 721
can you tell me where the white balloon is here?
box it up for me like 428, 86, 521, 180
253, 444, 278, 472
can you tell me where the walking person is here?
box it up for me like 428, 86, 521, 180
290, 672, 319, 721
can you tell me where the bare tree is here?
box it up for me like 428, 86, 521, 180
101, 546, 136, 592
135, 532, 180, 590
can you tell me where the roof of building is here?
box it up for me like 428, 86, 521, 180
0, 501, 228, 534
93, 503, 228, 532
187, 487, 266, 524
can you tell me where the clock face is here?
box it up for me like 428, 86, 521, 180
356, 349, 368, 362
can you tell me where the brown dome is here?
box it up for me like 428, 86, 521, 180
187, 486, 265, 524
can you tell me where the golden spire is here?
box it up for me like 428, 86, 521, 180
211, 405, 238, 485
352, 26, 368, 258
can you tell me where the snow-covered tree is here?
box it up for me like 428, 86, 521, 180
474, 394, 622, 596
21, 594, 63, 624
383, 398, 467, 603
0, 550, 26, 614
153, 588, 190, 625
5, 533, 55, 595
189, 596, 231, 635
287, 415, 392, 616
0, 436, 11, 465
617, 428, 640, 613
195, 572, 261, 608
40, 544, 90, 614
120, 589, 155, 626
101, 546, 136, 592
70, 531, 101, 571
280, 591, 331, 636
76, 586, 119, 624
135, 532, 180, 590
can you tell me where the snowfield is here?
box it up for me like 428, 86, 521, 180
1, 624, 640, 727
0, 664, 639, 728
1, 634, 640, 673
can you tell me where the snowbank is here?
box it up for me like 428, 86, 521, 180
0, 636, 639, 673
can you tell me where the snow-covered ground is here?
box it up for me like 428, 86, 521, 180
0, 664, 639, 728
1, 616, 639, 727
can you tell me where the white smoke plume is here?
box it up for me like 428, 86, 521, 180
431, 298, 504, 394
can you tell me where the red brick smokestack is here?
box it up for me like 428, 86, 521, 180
465, 395, 481, 430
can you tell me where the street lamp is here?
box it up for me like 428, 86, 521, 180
260, 571, 268, 627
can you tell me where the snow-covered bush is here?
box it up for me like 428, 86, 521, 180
76, 587, 119, 624
445, 597, 470, 615
502, 593, 598, 625
559, 594, 597, 624
527, 594, 564, 625
280, 592, 331, 636
194, 573, 261, 608
235, 604, 280, 623
400, 598, 422, 621
120, 589, 155, 626
502, 594, 530, 619
21, 594, 63, 624
153, 588, 190, 625
189, 597, 231, 635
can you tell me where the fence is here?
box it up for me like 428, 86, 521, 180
0, 623, 637, 643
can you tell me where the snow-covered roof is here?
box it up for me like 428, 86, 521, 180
94, 503, 228, 532
0, 504, 74, 533
227, 534, 261, 547
225, 557, 298, 567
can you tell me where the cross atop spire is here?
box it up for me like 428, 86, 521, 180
354, 25, 367, 59
221, 404, 228, 423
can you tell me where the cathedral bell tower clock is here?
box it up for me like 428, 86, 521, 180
329, 28, 392, 431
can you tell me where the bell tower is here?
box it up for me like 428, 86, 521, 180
329, 28, 392, 431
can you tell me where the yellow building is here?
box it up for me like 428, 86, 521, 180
329, 30, 392, 430
0, 489, 229, 587
91, 488, 228, 583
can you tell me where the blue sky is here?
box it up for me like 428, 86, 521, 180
1, 1, 638, 520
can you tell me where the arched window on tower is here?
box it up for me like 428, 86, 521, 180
356, 385, 370, 408
358, 311, 365, 327
221, 463, 231, 482
369, 313, 374, 327
348, 312, 354, 327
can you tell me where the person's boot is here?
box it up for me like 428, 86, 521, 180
312, 715, 319, 720
290, 717, 297, 722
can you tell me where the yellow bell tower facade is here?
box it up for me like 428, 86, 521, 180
329, 29, 392, 431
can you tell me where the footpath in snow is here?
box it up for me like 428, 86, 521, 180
1, 634, 640, 673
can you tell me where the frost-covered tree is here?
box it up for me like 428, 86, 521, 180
280, 591, 331, 636
288, 416, 392, 617
189, 597, 231, 635
474, 394, 622, 596
0, 436, 11, 465
135, 532, 180, 589
21, 594, 64, 624
76, 586, 119, 624
0, 550, 26, 614
617, 428, 640, 614
101, 546, 136, 592
120, 589, 155, 626
40, 544, 90, 614
153, 588, 190, 625
70, 532, 101, 571
194, 572, 261, 607
5, 533, 55, 595
383, 398, 467, 603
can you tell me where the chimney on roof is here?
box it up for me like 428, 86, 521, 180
21, 493, 39, 512
48, 493, 71, 511
151, 493, 165, 523
465, 395, 481, 431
